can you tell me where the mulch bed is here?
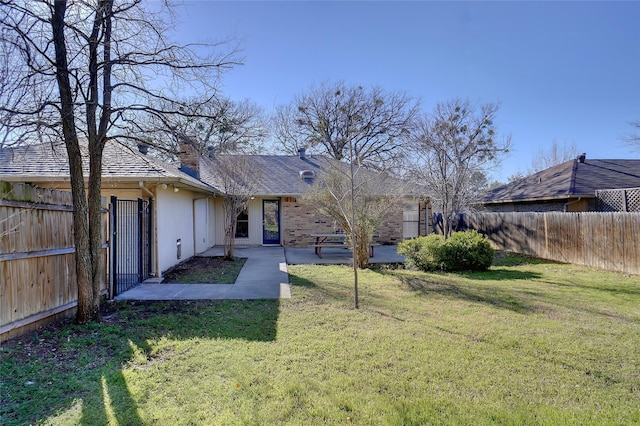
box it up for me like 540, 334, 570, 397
161, 256, 246, 284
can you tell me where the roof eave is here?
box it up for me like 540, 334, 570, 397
480, 193, 595, 205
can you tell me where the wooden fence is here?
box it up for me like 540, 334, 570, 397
0, 182, 108, 342
461, 212, 640, 275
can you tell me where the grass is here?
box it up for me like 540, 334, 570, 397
1, 252, 640, 425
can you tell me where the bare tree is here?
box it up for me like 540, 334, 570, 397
145, 96, 268, 158
409, 99, 511, 238
273, 81, 419, 167
529, 139, 579, 173
206, 156, 260, 260
623, 120, 640, 153
301, 157, 405, 308
0, 0, 238, 323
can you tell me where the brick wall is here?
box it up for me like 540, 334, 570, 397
280, 196, 405, 247
376, 203, 404, 244
483, 201, 568, 213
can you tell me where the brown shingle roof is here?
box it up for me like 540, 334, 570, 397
199, 154, 419, 196
0, 141, 215, 193
483, 158, 640, 203
0, 142, 420, 197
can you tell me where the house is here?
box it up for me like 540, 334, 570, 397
1, 140, 429, 281
0, 141, 218, 284
176, 141, 430, 248
481, 154, 640, 212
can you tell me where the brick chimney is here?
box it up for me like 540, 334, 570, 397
177, 135, 200, 179
298, 147, 306, 159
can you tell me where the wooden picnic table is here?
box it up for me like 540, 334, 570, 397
310, 233, 380, 258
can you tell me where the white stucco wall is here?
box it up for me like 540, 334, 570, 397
155, 188, 197, 274
214, 197, 265, 246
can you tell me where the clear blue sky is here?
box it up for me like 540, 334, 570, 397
176, 1, 640, 182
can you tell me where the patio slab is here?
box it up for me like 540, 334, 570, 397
115, 246, 290, 301
285, 244, 404, 265
114, 245, 404, 301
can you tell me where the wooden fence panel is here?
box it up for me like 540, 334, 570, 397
463, 212, 640, 275
1, 182, 108, 341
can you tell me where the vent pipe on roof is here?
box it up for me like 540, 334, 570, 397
137, 143, 149, 155
577, 153, 586, 163
298, 147, 306, 159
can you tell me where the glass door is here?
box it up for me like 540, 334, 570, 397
262, 199, 280, 245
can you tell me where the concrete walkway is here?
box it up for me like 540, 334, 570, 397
114, 246, 291, 301
114, 245, 405, 301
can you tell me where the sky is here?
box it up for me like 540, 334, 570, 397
174, 1, 640, 182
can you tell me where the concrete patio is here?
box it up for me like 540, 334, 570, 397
113, 245, 404, 301
285, 245, 405, 265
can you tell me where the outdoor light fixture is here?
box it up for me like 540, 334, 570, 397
161, 184, 168, 190
174, 187, 179, 193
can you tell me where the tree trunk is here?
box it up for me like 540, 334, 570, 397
223, 198, 237, 261
69, 153, 94, 324
52, 1, 96, 324
354, 228, 371, 269
223, 221, 236, 261
87, 143, 104, 322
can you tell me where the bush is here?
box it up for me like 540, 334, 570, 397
397, 234, 445, 271
398, 230, 493, 272
438, 230, 494, 271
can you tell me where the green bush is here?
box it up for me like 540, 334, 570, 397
398, 230, 493, 272
438, 230, 494, 271
397, 234, 445, 271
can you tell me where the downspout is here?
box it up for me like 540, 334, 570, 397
564, 197, 582, 212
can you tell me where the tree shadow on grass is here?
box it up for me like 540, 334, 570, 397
288, 274, 317, 288
386, 272, 536, 314
0, 299, 280, 426
542, 278, 640, 296
463, 268, 543, 282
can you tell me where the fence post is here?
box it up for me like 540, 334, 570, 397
111, 195, 118, 297
138, 198, 144, 284
148, 198, 153, 275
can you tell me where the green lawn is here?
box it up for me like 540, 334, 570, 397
1, 253, 639, 425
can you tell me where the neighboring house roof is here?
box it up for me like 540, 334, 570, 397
482, 157, 640, 204
199, 154, 420, 197
0, 141, 216, 193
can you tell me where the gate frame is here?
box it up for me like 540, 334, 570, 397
110, 196, 153, 297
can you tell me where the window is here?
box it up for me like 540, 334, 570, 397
235, 209, 249, 238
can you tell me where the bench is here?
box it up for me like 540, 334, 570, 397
311, 243, 348, 258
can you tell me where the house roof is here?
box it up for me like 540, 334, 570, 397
0, 141, 216, 193
1, 141, 421, 198
482, 157, 640, 204
199, 154, 420, 197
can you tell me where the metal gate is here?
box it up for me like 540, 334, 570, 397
110, 196, 152, 296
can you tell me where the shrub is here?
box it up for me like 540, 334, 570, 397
397, 234, 445, 271
438, 230, 493, 271
398, 231, 493, 272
